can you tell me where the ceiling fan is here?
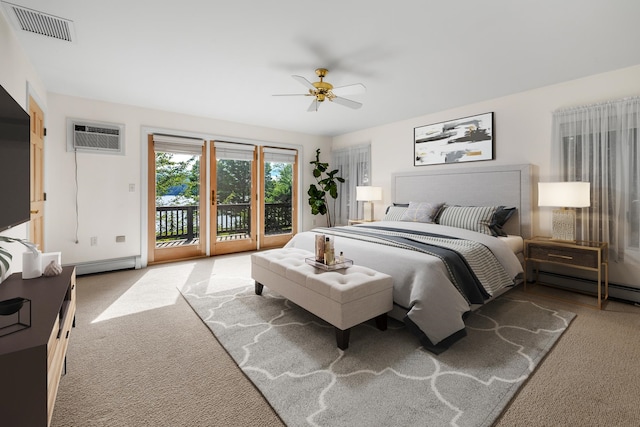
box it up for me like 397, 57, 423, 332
274, 68, 366, 112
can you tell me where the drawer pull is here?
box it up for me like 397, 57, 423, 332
549, 253, 573, 260
65, 330, 70, 339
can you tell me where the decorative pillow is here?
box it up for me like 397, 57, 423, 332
437, 205, 499, 235
400, 201, 444, 223
488, 206, 517, 237
382, 206, 408, 221
384, 203, 409, 215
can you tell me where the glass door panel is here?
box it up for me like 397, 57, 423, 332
260, 147, 298, 248
147, 135, 206, 264
210, 142, 258, 255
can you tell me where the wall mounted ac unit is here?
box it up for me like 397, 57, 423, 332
66, 119, 125, 155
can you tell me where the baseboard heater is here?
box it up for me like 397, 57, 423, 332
535, 270, 640, 305
71, 256, 141, 276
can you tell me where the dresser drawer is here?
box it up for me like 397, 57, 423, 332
528, 244, 599, 269
47, 317, 60, 368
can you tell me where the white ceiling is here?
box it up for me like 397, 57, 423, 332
4, 0, 640, 137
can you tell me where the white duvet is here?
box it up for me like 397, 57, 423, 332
285, 221, 523, 347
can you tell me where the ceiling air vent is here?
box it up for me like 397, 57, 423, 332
66, 119, 125, 155
2, 2, 75, 42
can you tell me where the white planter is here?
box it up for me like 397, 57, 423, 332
22, 250, 43, 279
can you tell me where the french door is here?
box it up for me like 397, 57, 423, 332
260, 147, 298, 249
148, 137, 298, 262
147, 135, 206, 264
210, 142, 258, 255
210, 144, 299, 253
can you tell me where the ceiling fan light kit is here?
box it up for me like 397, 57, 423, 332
274, 68, 366, 112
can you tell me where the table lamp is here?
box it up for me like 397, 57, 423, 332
538, 181, 590, 241
356, 186, 382, 222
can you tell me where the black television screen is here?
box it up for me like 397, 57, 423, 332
0, 84, 31, 232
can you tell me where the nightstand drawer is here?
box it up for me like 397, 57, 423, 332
528, 244, 599, 269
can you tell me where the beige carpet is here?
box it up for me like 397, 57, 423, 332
52, 253, 640, 426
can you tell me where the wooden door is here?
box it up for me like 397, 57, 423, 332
147, 135, 207, 264
28, 96, 45, 250
210, 142, 258, 255
259, 146, 298, 249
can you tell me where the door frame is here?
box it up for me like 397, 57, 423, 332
28, 95, 45, 251
209, 142, 258, 255
259, 146, 298, 249
139, 127, 305, 268
147, 135, 207, 264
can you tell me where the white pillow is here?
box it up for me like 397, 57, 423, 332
400, 201, 444, 223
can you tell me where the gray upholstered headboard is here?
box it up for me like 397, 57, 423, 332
391, 164, 532, 238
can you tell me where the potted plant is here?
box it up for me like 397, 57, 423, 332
308, 148, 345, 227
0, 236, 38, 282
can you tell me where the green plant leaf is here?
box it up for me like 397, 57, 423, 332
0, 247, 12, 273
307, 148, 344, 226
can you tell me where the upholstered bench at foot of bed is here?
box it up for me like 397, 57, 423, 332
251, 247, 393, 350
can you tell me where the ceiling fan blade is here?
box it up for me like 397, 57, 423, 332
331, 83, 366, 96
292, 75, 316, 91
331, 96, 362, 109
307, 99, 319, 112
272, 93, 310, 96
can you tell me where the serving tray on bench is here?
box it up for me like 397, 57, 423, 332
305, 257, 353, 271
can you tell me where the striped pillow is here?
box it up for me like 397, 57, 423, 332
437, 205, 499, 235
382, 206, 408, 221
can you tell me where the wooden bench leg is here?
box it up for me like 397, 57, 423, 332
255, 282, 264, 295
375, 313, 387, 331
335, 327, 350, 350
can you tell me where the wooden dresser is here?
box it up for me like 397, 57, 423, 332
0, 266, 76, 426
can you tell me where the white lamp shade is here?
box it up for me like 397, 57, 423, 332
356, 186, 382, 201
538, 182, 590, 208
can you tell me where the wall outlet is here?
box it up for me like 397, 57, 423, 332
116, 235, 126, 243
90, 236, 98, 246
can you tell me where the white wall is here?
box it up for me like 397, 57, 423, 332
332, 64, 640, 288
0, 10, 47, 273
4, 0, 640, 288
45, 93, 331, 267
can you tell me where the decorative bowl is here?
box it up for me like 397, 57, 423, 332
0, 297, 26, 316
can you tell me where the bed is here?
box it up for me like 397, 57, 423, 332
285, 164, 533, 353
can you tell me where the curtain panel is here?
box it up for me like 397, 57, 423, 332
331, 144, 371, 226
551, 96, 640, 262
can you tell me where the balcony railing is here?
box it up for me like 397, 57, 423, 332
156, 205, 199, 242
155, 202, 292, 245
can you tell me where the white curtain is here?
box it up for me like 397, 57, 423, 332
551, 96, 640, 262
331, 144, 371, 225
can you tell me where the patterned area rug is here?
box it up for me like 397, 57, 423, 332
179, 280, 575, 427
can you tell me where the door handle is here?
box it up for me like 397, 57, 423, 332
211, 190, 215, 205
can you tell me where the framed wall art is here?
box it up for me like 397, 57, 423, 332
414, 112, 494, 166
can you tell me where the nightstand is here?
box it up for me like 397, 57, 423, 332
524, 237, 608, 309
348, 219, 377, 225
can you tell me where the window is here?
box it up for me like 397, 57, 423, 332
331, 144, 371, 225
552, 97, 640, 261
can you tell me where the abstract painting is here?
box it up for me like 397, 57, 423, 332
414, 112, 494, 166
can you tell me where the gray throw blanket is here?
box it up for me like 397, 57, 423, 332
313, 225, 515, 304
